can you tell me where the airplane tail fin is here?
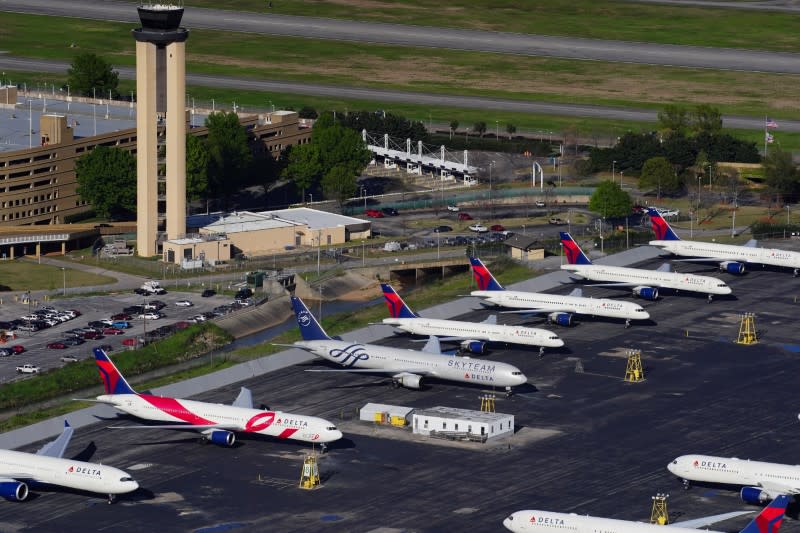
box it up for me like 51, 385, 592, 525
93, 348, 137, 395
290, 296, 331, 341
469, 257, 504, 291
559, 232, 593, 265
739, 495, 790, 533
647, 208, 681, 241
381, 284, 418, 318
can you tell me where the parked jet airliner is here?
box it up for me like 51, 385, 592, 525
379, 283, 563, 356
669, 454, 800, 504
0, 420, 138, 503
468, 256, 650, 327
559, 232, 732, 302
285, 296, 528, 394
648, 208, 800, 276
82, 348, 342, 450
503, 494, 789, 533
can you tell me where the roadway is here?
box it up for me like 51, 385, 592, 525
0, 254, 798, 531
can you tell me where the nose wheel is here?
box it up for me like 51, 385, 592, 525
538, 347, 544, 358
625, 318, 631, 328
707, 294, 713, 303
505, 386, 514, 398
682, 478, 691, 490
108, 494, 116, 504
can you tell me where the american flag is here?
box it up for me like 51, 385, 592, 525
766, 118, 779, 129
766, 132, 774, 143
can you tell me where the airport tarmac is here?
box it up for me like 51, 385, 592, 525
0, 257, 799, 532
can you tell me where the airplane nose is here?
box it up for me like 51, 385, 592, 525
641, 311, 650, 319
666, 462, 676, 474
332, 430, 343, 441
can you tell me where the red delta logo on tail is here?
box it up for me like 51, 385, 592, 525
382, 288, 405, 318
96, 358, 122, 395
650, 214, 671, 240
472, 263, 493, 291
754, 508, 785, 533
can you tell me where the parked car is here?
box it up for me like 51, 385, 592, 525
60, 355, 79, 363
191, 314, 207, 323
383, 241, 402, 252
137, 313, 161, 320
0, 348, 13, 357
112, 321, 131, 329
381, 207, 399, 216
457, 212, 473, 221
534, 200, 546, 207
549, 217, 566, 225
469, 223, 489, 233
61, 337, 85, 346
201, 289, 216, 298
111, 313, 132, 321
83, 330, 103, 340
47, 342, 67, 349
16, 364, 40, 374
149, 300, 167, 310
490, 224, 506, 232
88, 320, 108, 329
99, 344, 114, 352
365, 209, 384, 218
10, 345, 25, 354
102, 327, 125, 336
433, 225, 452, 233
446, 205, 460, 212
133, 288, 149, 296
175, 300, 193, 307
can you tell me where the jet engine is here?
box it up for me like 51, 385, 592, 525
740, 486, 773, 504
720, 261, 745, 275
548, 312, 574, 327
460, 340, 487, 354
207, 430, 236, 447
394, 372, 423, 389
632, 286, 659, 301
0, 481, 28, 501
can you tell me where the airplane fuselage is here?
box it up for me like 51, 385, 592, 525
560, 264, 731, 295
294, 339, 528, 388
96, 394, 342, 444
650, 239, 800, 270
504, 510, 726, 533
470, 290, 650, 321
0, 450, 138, 495
669, 454, 800, 489
381, 317, 564, 348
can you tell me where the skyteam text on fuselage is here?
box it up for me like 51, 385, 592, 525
86, 348, 342, 449
647, 208, 800, 276
287, 296, 528, 394
468, 256, 650, 328
559, 232, 731, 302
379, 283, 563, 356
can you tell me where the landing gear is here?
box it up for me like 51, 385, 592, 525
794, 268, 798, 278
538, 346, 545, 358
682, 478, 691, 490
505, 386, 514, 398
391, 379, 400, 389
625, 318, 631, 328
107, 494, 116, 505
707, 294, 713, 303
320, 443, 328, 454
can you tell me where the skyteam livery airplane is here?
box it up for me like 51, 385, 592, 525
286, 296, 528, 395
669, 454, 800, 504
559, 232, 732, 302
468, 256, 650, 328
379, 283, 564, 356
503, 494, 789, 533
648, 208, 800, 276
83, 348, 342, 450
0, 420, 138, 504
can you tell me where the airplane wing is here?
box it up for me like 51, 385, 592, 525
500, 306, 578, 315
757, 480, 800, 495
481, 315, 497, 325
670, 510, 753, 528
306, 368, 432, 375
745, 239, 757, 247
231, 387, 253, 409
35, 420, 73, 458
108, 423, 242, 431
421, 335, 441, 354
656, 263, 672, 272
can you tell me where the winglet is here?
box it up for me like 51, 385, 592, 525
232, 387, 253, 409
738, 494, 790, 533
469, 257, 504, 291
381, 284, 418, 318
421, 335, 441, 354
94, 348, 137, 395
560, 232, 593, 265
290, 296, 331, 341
35, 419, 75, 458
647, 208, 681, 241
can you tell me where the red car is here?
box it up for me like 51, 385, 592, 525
47, 342, 67, 349
10, 345, 25, 354
458, 212, 473, 221
83, 331, 104, 340
102, 327, 124, 336
365, 209, 384, 218
111, 313, 132, 321
490, 224, 506, 232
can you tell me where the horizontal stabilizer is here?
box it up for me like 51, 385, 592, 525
672, 510, 753, 528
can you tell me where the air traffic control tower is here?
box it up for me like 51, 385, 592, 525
133, 2, 189, 257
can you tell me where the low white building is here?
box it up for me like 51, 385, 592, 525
412, 406, 514, 442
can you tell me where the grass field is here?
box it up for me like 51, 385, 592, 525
0, 260, 116, 291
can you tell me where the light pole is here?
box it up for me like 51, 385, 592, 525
495, 120, 499, 140
707, 164, 712, 191
316, 230, 321, 276
308, 193, 313, 205
61, 268, 66, 296
612, 160, 616, 184
361, 186, 367, 212
489, 161, 495, 219
787, 205, 791, 225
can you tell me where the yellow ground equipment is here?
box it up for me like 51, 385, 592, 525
480, 394, 496, 413
735, 313, 758, 345
649, 493, 669, 525
299, 455, 321, 490
624, 350, 644, 383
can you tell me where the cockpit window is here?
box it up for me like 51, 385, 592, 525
672, 460, 677, 465
512, 371, 522, 375
506, 516, 514, 521
326, 426, 337, 431
120, 476, 135, 482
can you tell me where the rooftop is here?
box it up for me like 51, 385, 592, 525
414, 406, 512, 423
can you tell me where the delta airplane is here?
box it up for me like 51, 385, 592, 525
284, 296, 528, 395
379, 283, 564, 356
648, 208, 800, 276
503, 494, 789, 533
0, 420, 138, 503
468, 256, 650, 328
560, 232, 732, 302
669, 454, 800, 504
82, 348, 342, 450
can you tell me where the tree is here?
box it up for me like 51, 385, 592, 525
473, 121, 487, 138
588, 180, 632, 219
185, 134, 209, 202
298, 106, 318, 119
321, 165, 357, 206
639, 156, 683, 197
282, 143, 322, 203
313, 122, 371, 179
657, 105, 689, 137
691, 104, 723, 135
67, 53, 119, 98
205, 111, 253, 206
450, 120, 459, 138
75, 146, 136, 219
506, 123, 517, 139
763, 147, 800, 202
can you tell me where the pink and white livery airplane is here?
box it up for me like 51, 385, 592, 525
84, 348, 343, 450
503, 494, 790, 533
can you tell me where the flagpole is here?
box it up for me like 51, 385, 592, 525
764, 115, 768, 157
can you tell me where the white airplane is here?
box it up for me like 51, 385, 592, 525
82, 348, 343, 450
647, 208, 800, 276
559, 232, 732, 302
468, 256, 650, 328
379, 283, 564, 356
284, 296, 528, 395
669, 454, 800, 504
0, 420, 139, 504
503, 495, 789, 533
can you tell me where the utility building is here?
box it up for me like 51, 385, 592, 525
412, 406, 514, 442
